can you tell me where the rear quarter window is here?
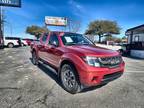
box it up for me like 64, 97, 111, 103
41, 34, 48, 43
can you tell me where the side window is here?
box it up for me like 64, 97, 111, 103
49, 34, 59, 46
5, 37, 8, 40
41, 35, 48, 43
134, 36, 139, 42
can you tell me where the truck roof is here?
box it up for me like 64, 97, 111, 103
47, 31, 80, 36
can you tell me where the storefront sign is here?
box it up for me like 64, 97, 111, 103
45, 16, 67, 26
0, 0, 21, 7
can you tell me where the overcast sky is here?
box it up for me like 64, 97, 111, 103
3, 0, 144, 39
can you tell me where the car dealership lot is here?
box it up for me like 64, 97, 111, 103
0, 47, 144, 108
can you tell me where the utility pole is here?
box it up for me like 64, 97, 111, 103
0, 6, 2, 36
68, 19, 81, 33
0, 6, 4, 49
6, 22, 13, 37
68, 18, 71, 32
2, 8, 4, 36
0, 0, 21, 49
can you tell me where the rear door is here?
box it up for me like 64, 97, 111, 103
38, 34, 49, 60
44, 33, 63, 68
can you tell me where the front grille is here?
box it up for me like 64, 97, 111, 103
99, 56, 122, 68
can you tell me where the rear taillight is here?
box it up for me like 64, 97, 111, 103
17, 40, 19, 44
17, 40, 21, 45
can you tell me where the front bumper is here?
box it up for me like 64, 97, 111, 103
78, 62, 125, 87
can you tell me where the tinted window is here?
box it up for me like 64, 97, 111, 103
49, 34, 59, 46
5, 37, 20, 40
33, 39, 39, 42
41, 35, 48, 43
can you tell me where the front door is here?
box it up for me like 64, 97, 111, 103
44, 33, 62, 68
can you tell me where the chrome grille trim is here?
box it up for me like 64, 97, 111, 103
99, 56, 122, 68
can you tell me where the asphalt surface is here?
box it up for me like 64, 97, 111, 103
0, 47, 144, 108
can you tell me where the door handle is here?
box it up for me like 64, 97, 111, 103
50, 45, 56, 49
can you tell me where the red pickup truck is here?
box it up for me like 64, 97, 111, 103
31, 31, 125, 94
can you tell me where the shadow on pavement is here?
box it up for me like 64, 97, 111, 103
4, 45, 22, 48
38, 63, 62, 86
81, 83, 108, 93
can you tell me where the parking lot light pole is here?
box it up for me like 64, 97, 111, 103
5, 22, 13, 37
0, 6, 1, 35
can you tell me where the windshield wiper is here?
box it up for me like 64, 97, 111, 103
82, 43, 91, 45
66, 43, 91, 46
65, 43, 77, 46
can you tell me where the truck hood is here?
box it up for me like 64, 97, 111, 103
66, 45, 119, 57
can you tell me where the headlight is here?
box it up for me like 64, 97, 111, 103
82, 56, 100, 67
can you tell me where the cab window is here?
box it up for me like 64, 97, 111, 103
49, 34, 59, 46
41, 34, 48, 43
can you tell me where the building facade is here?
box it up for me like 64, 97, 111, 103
126, 24, 144, 58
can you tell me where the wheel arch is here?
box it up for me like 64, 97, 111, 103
60, 59, 76, 69
31, 48, 39, 58
7, 42, 14, 48
58, 59, 80, 83
7, 42, 14, 46
32, 48, 36, 52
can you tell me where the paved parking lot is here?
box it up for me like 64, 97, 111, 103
0, 47, 144, 108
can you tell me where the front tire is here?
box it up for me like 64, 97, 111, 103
118, 49, 124, 55
32, 51, 39, 65
21, 43, 25, 47
60, 64, 81, 94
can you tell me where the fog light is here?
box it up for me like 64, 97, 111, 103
92, 77, 98, 81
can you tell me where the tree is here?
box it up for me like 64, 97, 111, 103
104, 36, 122, 43
85, 20, 121, 43
69, 20, 81, 33
122, 36, 127, 39
104, 35, 115, 41
26, 25, 49, 39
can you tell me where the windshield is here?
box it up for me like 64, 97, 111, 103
61, 33, 94, 46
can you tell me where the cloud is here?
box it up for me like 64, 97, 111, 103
69, 0, 83, 10
40, 1, 58, 12
68, 0, 85, 17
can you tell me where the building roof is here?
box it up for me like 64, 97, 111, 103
126, 24, 144, 35
126, 24, 144, 32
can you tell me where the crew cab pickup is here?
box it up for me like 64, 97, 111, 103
31, 32, 125, 94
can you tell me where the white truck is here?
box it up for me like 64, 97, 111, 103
96, 43, 129, 55
4, 37, 21, 48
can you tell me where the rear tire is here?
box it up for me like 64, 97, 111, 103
119, 49, 124, 55
32, 51, 39, 65
60, 64, 81, 94
21, 43, 25, 47
8, 43, 14, 48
